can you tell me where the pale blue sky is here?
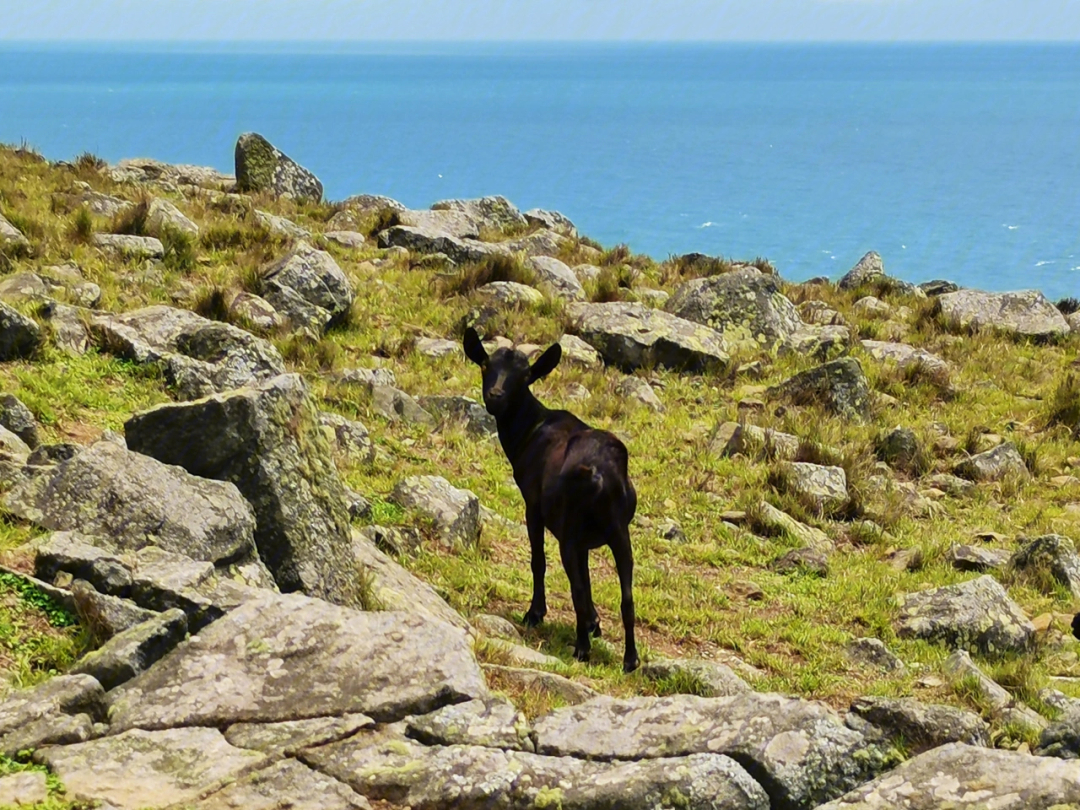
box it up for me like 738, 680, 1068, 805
4, 0, 1080, 41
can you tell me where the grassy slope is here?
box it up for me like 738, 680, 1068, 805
0, 144, 1078, 749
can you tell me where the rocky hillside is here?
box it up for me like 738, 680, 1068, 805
0, 135, 1077, 808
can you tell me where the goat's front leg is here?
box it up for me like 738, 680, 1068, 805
561, 543, 592, 662
522, 505, 547, 627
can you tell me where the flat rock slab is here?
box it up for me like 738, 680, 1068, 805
5, 440, 257, 566
0, 771, 47, 806
568, 302, 730, 372
860, 340, 950, 376
92, 233, 164, 259
406, 697, 534, 751
531, 693, 886, 810
36, 727, 267, 810
108, 592, 487, 731
896, 574, 1034, 655
816, 742, 1080, 809
936, 288, 1070, 338
185, 759, 370, 810
225, 713, 375, 756
306, 731, 769, 810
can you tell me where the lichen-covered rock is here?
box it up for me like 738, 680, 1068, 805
0, 301, 43, 360
837, 251, 885, 290
0, 771, 47, 807
254, 209, 311, 238
110, 157, 235, 190
145, 197, 198, 237
6, 440, 258, 566
0, 673, 105, 740
767, 357, 871, 418
846, 638, 905, 673
816, 742, 1080, 809
91, 233, 164, 259
125, 374, 357, 605
937, 288, 1070, 338
35, 532, 134, 594
568, 302, 730, 372
229, 290, 286, 331
711, 422, 801, 461
0, 211, 31, 251
1011, 534, 1080, 600
70, 579, 158, 639
475, 281, 545, 307
390, 475, 480, 549
396, 207, 480, 239
526, 255, 585, 301
876, 426, 924, 474
371, 385, 436, 426
189, 759, 370, 810
432, 195, 528, 233
531, 693, 887, 810
319, 411, 376, 464
798, 300, 846, 326
1036, 706, 1080, 759
779, 461, 848, 515
0, 393, 39, 449
378, 224, 505, 265
771, 546, 830, 577
616, 375, 664, 412
261, 241, 354, 330
0, 424, 30, 461
406, 697, 534, 751
0, 272, 52, 303
781, 324, 852, 361
954, 442, 1029, 482
306, 730, 769, 810
896, 575, 1034, 654
946, 544, 1012, 572
416, 395, 496, 436
665, 268, 802, 349
235, 132, 323, 202
72, 608, 188, 691
860, 340, 951, 378
36, 727, 268, 810
844, 696, 990, 754
108, 592, 487, 731
225, 714, 375, 756
482, 664, 601, 706
640, 658, 750, 697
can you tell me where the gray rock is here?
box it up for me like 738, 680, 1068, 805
6, 440, 258, 566
523, 208, 577, 236
665, 268, 802, 349
72, 608, 188, 691
417, 394, 497, 436
615, 376, 664, 412
1037, 706, 1080, 759
355, 524, 423, 557
261, 241, 354, 328
42, 301, 91, 355
754, 500, 832, 550
406, 697, 534, 751
526, 255, 585, 301
925, 472, 977, 497
432, 195, 528, 232
70, 579, 158, 639
475, 280, 545, 307
876, 426, 924, 473
229, 290, 286, 331
771, 546, 830, 577
0, 212, 31, 251
954, 442, 1029, 482
710, 422, 801, 461
640, 658, 750, 697
35, 532, 133, 594
371, 384, 435, 426
487, 638, 563, 667
897, 575, 1034, 655
73, 189, 132, 218
108, 592, 486, 731
937, 288, 1070, 338
946, 544, 1012, 572
145, 197, 198, 237
1011, 534, 1080, 600
0, 771, 47, 806
344, 487, 371, 519
254, 209, 311, 238
837, 251, 885, 290
568, 301, 730, 372
124, 374, 358, 605
92, 233, 164, 259
0, 393, 39, 449
501, 229, 574, 258
390, 475, 480, 549
1, 712, 96, 758
333, 366, 398, 390
319, 411, 376, 464
556, 334, 602, 368
0, 271, 52, 303
225, 713, 375, 756
816, 742, 1080, 810
472, 613, 522, 641
852, 295, 892, 317
767, 357, 872, 419
779, 461, 848, 515
845, 696, 990, 754
190, 759, 370, 810
110, 158, 235, 190
259, 280, 328, 333
532, 693, 886, 810
0, 674, 105, 756
352, 528, 471, 632
415, 337, 460, 358
846, 637, 905, 672
0, 424, 30, 461
323, 230, 367, 249
378, 224, 504, 265
0, 301, 43, 360
36, 727, 268, 810
397, 207, 481, 239
780, 324, 852, 361
483, 664, 601, 706
798, 299, 846, 326
919, 279, 960, 296
235, 132, 323, 202
306, 731, 769, 810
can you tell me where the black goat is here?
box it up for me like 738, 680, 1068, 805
463, 327, 639, 672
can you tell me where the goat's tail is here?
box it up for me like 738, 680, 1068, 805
562, 463, 605, 493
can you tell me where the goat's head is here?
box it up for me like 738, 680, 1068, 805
463, 327, 562, 418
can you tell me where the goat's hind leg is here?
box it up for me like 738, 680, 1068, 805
560, 542, 593, 662
612, 525, 640, 673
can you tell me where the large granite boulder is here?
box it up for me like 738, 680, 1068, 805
108, 592, 487, 731
525, 255, 585, 301
0, 301, 43, 360
936, 288, 1070, 338
531, 693, 888, 810
896, 574, 1034, 654
844, 696, 990, 754
665, 268, 802, 349
235, 132, 323, 202
1011, 534, 1080, 600
260, 241, 355, 331
567, 302, 730, 372
5, 440, 258, 566
91, 305, 285, 400
816, 742, 1080, 809
431, 195, 528, 233
767, 357, 872, 418
124, 374, 358, 605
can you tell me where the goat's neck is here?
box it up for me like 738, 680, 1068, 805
495, 390, 548, 469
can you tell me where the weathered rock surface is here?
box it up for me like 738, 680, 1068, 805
615, 375, 664, 411
110, 157, 235, 190
192, 759, 370, 810
568, 302, 730, 372
405, 697, 533, 751
323, 229, 367, 249
771, 546, 830, 577
432, 195, 528, 232
417, 395, 497, 436
665, 268, 802, 349
711, 422, 801, 461
92, 233, 164, 259
846, 637, 905, 672
0, 211, 31, 251
524, 207, 576, 235
70, 578, 157, 639
860, 340, 951, 380
1036, 706, 1080, 759
845, 696, 990, 754
378, 224, 503, 265
235, 132, 323, 201
71, 608, 187, 691
390, 475, 481, 549
475, 280, 545, 307
954, 442, 1029, 482
946, 544, 1012, 572
837, 251, 885, 290
371, 384, 436, 426
767, 358, 871, 418
1011, 534, 1080, 600
0, 674, 104, 757
755, 500, 832, 550
896, 575, 1034, 654
145, 197, 198, 237
225, 713, 375, 756
254, 208, 311, 238
306, 730, 770, 810
36, 727, 268, 810
319, 411, 376, 464
779, 461, 848, 514
936, 288, 1070, 338
261, 241, 354, 331
941, 649, 1047, 733
125, 374, 358, 605
482, 664, 601, 706
816, 742, 1080, 809
108, 592, 487, 731
0, 393, 40, 449
526, 255, 585, 301
876, 426, 925, 473
531, 693, 887, 810
0, 301, 43, 360
0, 771, 47, 806
6, 440, 258, 566
640, 658, 750, 697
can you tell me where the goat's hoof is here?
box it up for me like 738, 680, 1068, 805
522, 609, 545, 628
623, 656, 641, 674
574, 647, 590, 663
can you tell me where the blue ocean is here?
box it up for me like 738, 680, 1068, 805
2, 41, 1079, 298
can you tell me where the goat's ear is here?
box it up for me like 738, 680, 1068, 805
528, 343, 562, 383
463, 328, 488, 366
